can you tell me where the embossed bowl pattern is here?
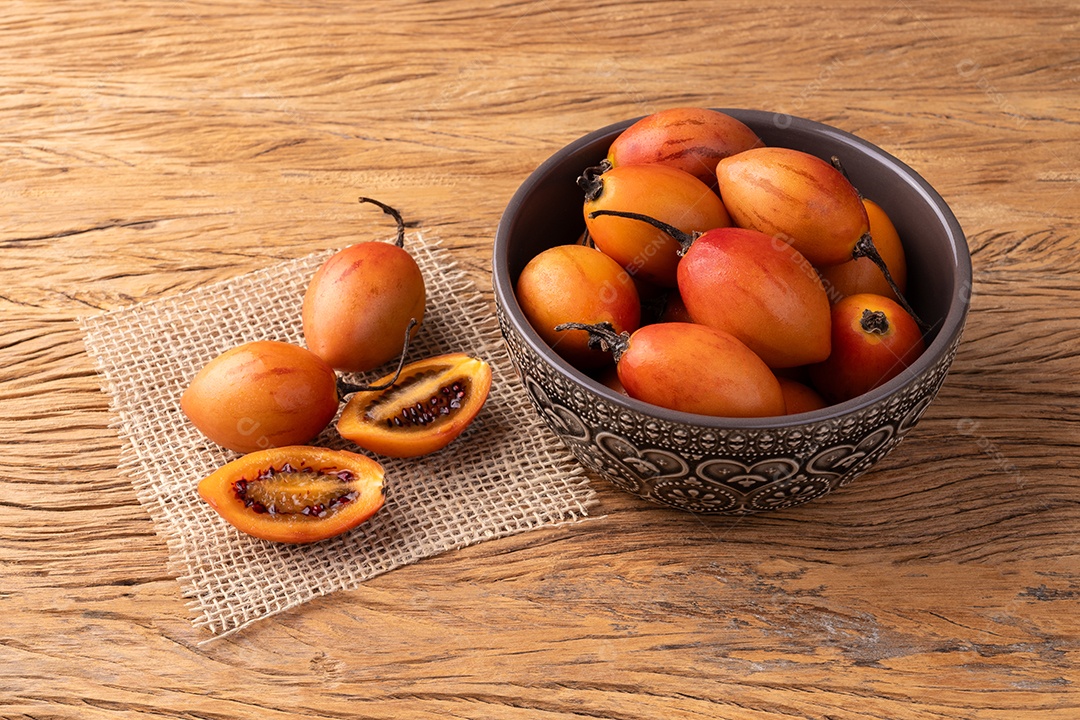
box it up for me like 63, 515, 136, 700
492, 109, 971, 514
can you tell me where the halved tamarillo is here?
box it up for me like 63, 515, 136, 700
338, 353, 492, 458
303, 197, 426, 373
198, 446, 385, 544
555, 321, 784, 418
606, 107, 764, 186
715, 147, 922, 326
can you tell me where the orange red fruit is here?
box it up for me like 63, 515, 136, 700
338, 353, 492, 458
607, 106, 764, 186
515, 244, 640, 369
557, 321, 784, 418
182, 341, 339, 454
302, 198, 425, 373
809, 293, 926, 403
197, 446, 385, 544
581, 163, 730, 287
715, 146, 869, 267
504, 108, 932, 418
818, 198, 908, 302
677, 226, 832, 368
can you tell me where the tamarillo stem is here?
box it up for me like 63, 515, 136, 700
860, 308, 890, 335
829, 158, 923, 328
359, 196, 407, 248
578, 226, 595, 249
336, 318, 419, 398
554, 321, 630, 363
851, 234, 928, 331
830, 155, 863, 200
585, 209, 700, 255
576, 159, 613, 202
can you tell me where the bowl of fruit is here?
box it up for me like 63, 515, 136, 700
492, 107, 971, 514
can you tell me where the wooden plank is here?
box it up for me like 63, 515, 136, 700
1, 0, 1077, 717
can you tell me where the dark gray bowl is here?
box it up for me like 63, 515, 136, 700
493, 109, 970, 514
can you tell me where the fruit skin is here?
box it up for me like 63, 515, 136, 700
818, 198, 908, 302
583, 163, 730, 287
715, 147, 869, 267
338, 353, 492, 458
197, 446, 385, 544
607, 107, 764, 186
182, 341, 339, 454
778, 377, 828, 415
677, 226, 832, 368
659, 291, 693, 324
302, 241, 425, 373
515, 244, 640, 369
616, 322, 785, 418
592, 364, 627, 396
808, 293, 926, 404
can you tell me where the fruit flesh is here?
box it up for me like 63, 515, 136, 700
338, 353, 492, 458
197, 446, 385, 544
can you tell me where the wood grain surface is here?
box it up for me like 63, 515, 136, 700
2, 1, 1077, 718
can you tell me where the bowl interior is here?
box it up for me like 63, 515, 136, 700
493, 109, 970, 425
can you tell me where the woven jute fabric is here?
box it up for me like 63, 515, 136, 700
80, 233, 599, 640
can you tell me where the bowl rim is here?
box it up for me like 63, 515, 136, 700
492, 108, 972, 429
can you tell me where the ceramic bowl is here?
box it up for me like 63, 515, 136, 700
492, 109, 970, 514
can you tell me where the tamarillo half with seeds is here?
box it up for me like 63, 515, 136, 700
198, 446, 385, 544
338, 352, 493, 458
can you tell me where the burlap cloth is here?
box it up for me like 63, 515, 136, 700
79, 232, 599, 640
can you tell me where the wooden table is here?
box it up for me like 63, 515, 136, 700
3, 2, 1077, 717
